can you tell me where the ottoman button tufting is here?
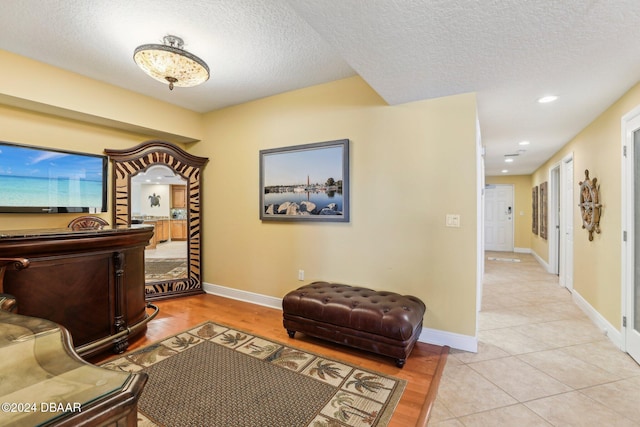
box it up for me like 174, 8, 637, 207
282, 281, 426, 368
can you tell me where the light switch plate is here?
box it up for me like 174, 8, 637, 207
446, 214, 461, 227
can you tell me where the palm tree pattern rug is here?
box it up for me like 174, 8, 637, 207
144, 258, 188, 282
102, 322, 406, 427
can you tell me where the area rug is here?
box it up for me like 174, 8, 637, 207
144, 258, 188, 282
101, 322, 406, 427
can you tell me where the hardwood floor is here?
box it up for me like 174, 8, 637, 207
89, 293, 448, 427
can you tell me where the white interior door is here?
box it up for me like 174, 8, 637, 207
559, 155, 574, 291
549, 164, 561, 275
629, 127, 640, 363
623, 111, 640, 364
484, 184, 514, 252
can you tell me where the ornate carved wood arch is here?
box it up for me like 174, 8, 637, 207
105, 140, 209, 300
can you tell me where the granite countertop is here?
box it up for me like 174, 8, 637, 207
0, 225, 153, 239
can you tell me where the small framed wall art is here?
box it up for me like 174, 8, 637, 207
532, 186, 539, 235
540, 181, 548, 240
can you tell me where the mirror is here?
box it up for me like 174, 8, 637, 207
105, 141, 209, 300
130, 165, 188, 283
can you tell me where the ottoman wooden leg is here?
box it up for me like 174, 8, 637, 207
287, 330, 296, 338
395, 358, 406, 368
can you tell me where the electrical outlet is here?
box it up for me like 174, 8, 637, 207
298, 269, 304, 281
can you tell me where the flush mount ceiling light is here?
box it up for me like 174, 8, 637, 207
133, 35, 209, 90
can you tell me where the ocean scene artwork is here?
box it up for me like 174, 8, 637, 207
260, 140, 349, 221
0, 143, 104, 208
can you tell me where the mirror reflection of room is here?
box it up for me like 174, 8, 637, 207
130, 165, 188, 283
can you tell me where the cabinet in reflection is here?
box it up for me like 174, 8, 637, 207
171, 219, 187, 241
171, 185, 186, 208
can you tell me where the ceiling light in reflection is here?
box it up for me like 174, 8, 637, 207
538, 95, 558, 103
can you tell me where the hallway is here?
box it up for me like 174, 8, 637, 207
429, 252, 640, 426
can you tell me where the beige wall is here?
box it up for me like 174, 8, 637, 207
191, 77, 480, 336
0, 54, 480, 339
532, 81, 640, 329
485, 175, 533, 251
0, 104, 153, 230
0, 51, 201, 230
0, 49, 204, 143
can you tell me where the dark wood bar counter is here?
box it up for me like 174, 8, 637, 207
0, 226, 157, 358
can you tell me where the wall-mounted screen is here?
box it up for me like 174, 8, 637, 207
0, 141, 107, 213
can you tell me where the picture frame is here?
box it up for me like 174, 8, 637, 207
259, 139, 350, 222
532, 186, 539, 235
540, 181, 548, 240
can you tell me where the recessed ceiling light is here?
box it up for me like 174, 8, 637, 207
519, 140, 530, 146
538, 95, 558, 104
505, 158, 514, 163
501, 169, 509, 173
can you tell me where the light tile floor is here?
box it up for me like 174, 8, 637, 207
145, 240, 187, 259
429, 251, 640, 426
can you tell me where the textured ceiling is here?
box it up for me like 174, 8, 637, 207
2, 0, 640, 175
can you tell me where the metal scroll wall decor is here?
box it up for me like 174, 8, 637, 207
105, 140, 209, 300
578, 169, 602, 241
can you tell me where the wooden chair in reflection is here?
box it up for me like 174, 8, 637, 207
68, 215, 109, 230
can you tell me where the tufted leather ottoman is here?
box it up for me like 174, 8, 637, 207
282, 282, 426, 367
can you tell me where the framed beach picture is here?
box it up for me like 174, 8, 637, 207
259, 139, 350, 222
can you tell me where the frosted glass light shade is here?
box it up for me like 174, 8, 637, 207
134, 35, 209, 90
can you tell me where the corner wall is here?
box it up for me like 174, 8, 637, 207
0, 50, 202, 229
191, 77, 480, 340
0, 50, 482, 347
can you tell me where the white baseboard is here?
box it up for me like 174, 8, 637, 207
514, 247, 532, 254
203, 281, 476, 352
419, 327, 477, 352
203, 282, 282, 310
571, 289, 622, 348
531, 250, 552, 273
